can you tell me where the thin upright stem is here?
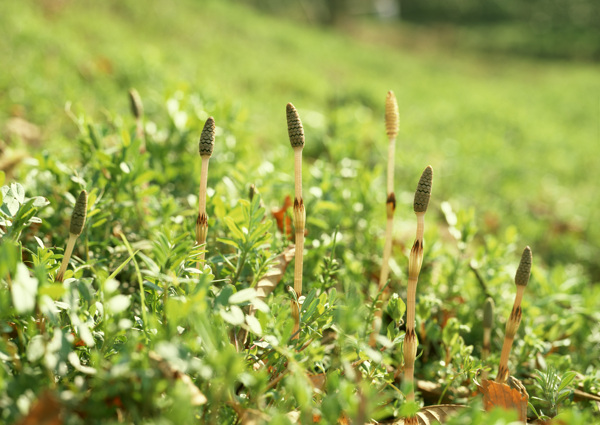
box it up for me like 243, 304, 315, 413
497, 285, 525, 383
294, 148, 303, 200
292, 147, 305, 339
198, 156, 210, 220
197, 156, 211, 267
403, 165, 432, 410
56, 234, 78, 282
370, 91, 399, 347
287, 101, 305, 341
496, 246, 531, 384
404, 212, 425, 402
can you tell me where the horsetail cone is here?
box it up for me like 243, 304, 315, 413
515, 246, 532, 286
128, 88, 143, 120
286, 103, 305, 148
199, 117, 216, 157
414, 165, 433, 213
69, 190, 88, 236
385, 91, 399, 140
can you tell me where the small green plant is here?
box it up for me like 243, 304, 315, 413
0, 182, 49, 241
530, 367, 577, 420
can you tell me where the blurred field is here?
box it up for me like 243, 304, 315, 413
1, 0, 599, 278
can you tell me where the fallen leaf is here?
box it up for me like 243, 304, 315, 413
475, 378, 528, 422
393, 404, 467, 424
16, 390, 62, 425
149, 351, 207, 405
255, 246, 295, 302
272, 195, 293, 238
239, 246, 295, 346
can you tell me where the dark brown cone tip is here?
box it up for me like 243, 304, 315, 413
128, 88, 143, 119
70, 190, 88, 236
483, 297, 495, 328
515, 246, 532, 286
286, 103, 304, 148
413, 165, 433, 213
199, 117, 216, 157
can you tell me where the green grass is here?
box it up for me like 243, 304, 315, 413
1, 0, 599, 423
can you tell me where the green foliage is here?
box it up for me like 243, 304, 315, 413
530, 367, 577, 420
0, 0, 598, 423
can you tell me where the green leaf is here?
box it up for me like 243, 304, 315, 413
1, 189, 20, 216
106, 294, 131, 314
39, 284, 67, 299
11, 263, 39, 313
10, 183, 25, 203
386, 293, 406, 322
216, 237, 240, 250
107, 250, 139, 281
32, 197, 50, 208
245, 315, 262, 336
26, 335, 46, 362
229, 288, 257, 304
557, 371, 577, 393
220, 305, 244, 325
223, 216, 245, 241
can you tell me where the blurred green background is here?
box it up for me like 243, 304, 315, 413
1, 0, 599, 279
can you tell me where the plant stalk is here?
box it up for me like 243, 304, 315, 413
403, 166, 432, 410
56, 234, 77, 282
56, 190, 88, 282
370, 91, 399, 347
496, 246, 532, 384
196, 118, 215, 270
287, 103, 305, 340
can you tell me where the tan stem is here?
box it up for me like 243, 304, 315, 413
198, 156, 210, 221
294, 148, 302, 200
404, 212, 425, 402
386, 137, 396, 193
496, 285, 525, 383
292, 147, 304, 340
292, 199, 305, 340
56, 234, 78, 282
197, 156, 210, 267
369, 132, 397, 347
415, 213, 425, 243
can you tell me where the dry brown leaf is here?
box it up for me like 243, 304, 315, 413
476, 378, 528, 422
16, 390, 63, 425
416, 379, 472, 404
272, 195, 293, 238
255, 245, 295, 302
148, 351, 207, 405
392, 404, 467, 425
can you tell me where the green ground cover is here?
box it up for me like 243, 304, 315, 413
1, 0, 599, 423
